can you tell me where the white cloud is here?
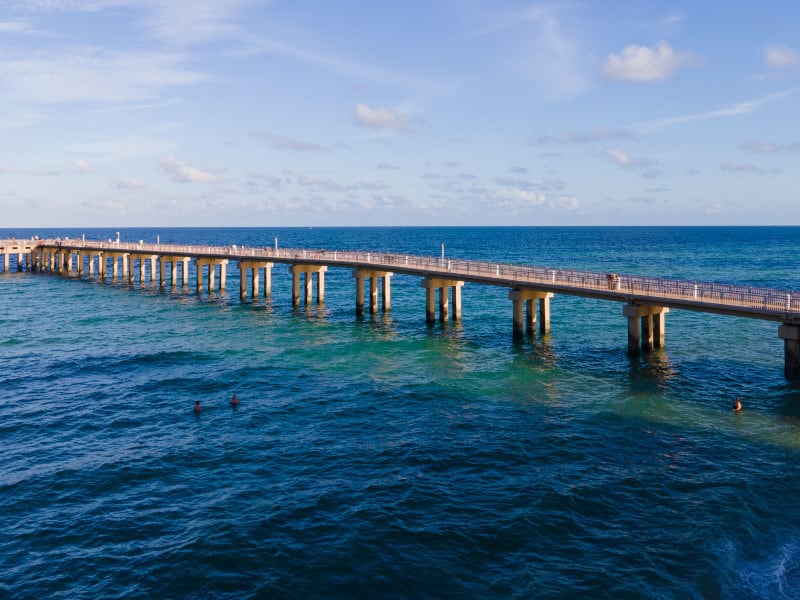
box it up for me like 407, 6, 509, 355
706, 203, 722, 215
532, 128, 634, 145
113, 177, 145, 189
354, 104, 412, 131
603, 148, 632, 166
66, 135, 177, 162
720, 161, 780, 176
70, 159, 92, 173
764, 46, 800, 69
559, 196, 579, 210
740, 139, 800, 153
0, 19, 35, 32
160, 155, 220, 183
633, 90, 794, 132
601, 148, 663, 178
492, 188, 546, 206
250, 132, 325, 152
137, 0, 254, 46
0, 48, 207, 104
601, 41, 696, 81
0, 164, 59, 176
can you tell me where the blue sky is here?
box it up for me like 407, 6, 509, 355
1, 1, 798, 227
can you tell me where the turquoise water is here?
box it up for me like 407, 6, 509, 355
2, 227, 800, 598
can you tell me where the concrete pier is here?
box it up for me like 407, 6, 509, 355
422, 277, 464, 323
20, 237, 800, 380
353, 269, 393, 315
509, 289, 554, 337
624, 303, 669, 352
239, 260, 274, 301
779, 324, 800, 379
196, 258, 228, 293
289, 264, 326, 306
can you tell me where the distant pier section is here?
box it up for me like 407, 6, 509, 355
5, 237, 800, 379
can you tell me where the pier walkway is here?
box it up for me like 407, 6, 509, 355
5, 237, 800, 379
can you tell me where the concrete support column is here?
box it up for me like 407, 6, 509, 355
439, 286, 449, 321
317, 269, 325, 305
369, 276, 379, 314
170, 261, 178, 287
239, 264, 247, 301
219, 262, 227, 290
159, 258, 166, 288
623, 304, 669, 353
264, 265, 272, 298
354, 269, 392, 315
127, 256, 135, 283
196, 262, 203, 293
355, 273, 365, 315
383, 275, 391, 311
290, 264, 327, 306
139, 258, 146, 284
3, 253, 8, 272
509, 289, 554, 337
17, 253, 23, 272
149, 257, 157, 283
425, 286, 436, 323
779, 325, 800, 380
182, 258, 190, 287
208, 264, 216, 293
422, 277, 464, 323
252, 269, 260, 300
122, 255, 129, 280
304, 272, 313, 305
292, 269, 301, 306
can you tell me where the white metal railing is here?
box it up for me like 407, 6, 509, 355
32, 238, 800, 317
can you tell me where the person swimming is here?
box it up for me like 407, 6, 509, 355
733, 398, 742, 412
231, 394, 240, 406
194, 400, 202, 413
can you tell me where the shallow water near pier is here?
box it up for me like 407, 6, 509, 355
3, 226, 800, 598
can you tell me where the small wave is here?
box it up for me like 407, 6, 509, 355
725, 540, 800, 599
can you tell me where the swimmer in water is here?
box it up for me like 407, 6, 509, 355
194, 400, 202, 413
733, 398, 742, 412
231, 394, 240, 406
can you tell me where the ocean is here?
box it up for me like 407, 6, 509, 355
2, 226, 800, 598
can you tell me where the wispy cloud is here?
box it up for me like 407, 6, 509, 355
354, 104, 412, 132
160, 155, 221, 183
764, 46, 800, 69
740, 139, 800, 153
532, 127, 634, 145
601, 41, 697, 81
601, 148, 663, 178
250, 132, 326, 152
720, 161, 780, 176
633, 90, 795, 132
0, 48, 207, 104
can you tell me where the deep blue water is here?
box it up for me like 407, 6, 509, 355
3, 227, 800, 598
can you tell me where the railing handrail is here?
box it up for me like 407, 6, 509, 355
27, 237, 800, 318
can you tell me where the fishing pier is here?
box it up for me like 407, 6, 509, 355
4, 237, 800, 379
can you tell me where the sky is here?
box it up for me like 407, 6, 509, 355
0, 0, 798, 227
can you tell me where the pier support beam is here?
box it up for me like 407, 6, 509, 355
239, 260, 274, 301
353, 269, 393, 315
422, 277, 464, 323
623, 304, 669, 353
289, 264, 327, 306
196, 258, 229, 294
779, 324, 800, 379
509, 289, 554, 337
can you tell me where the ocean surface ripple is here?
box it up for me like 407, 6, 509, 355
2, 227, 800, 598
